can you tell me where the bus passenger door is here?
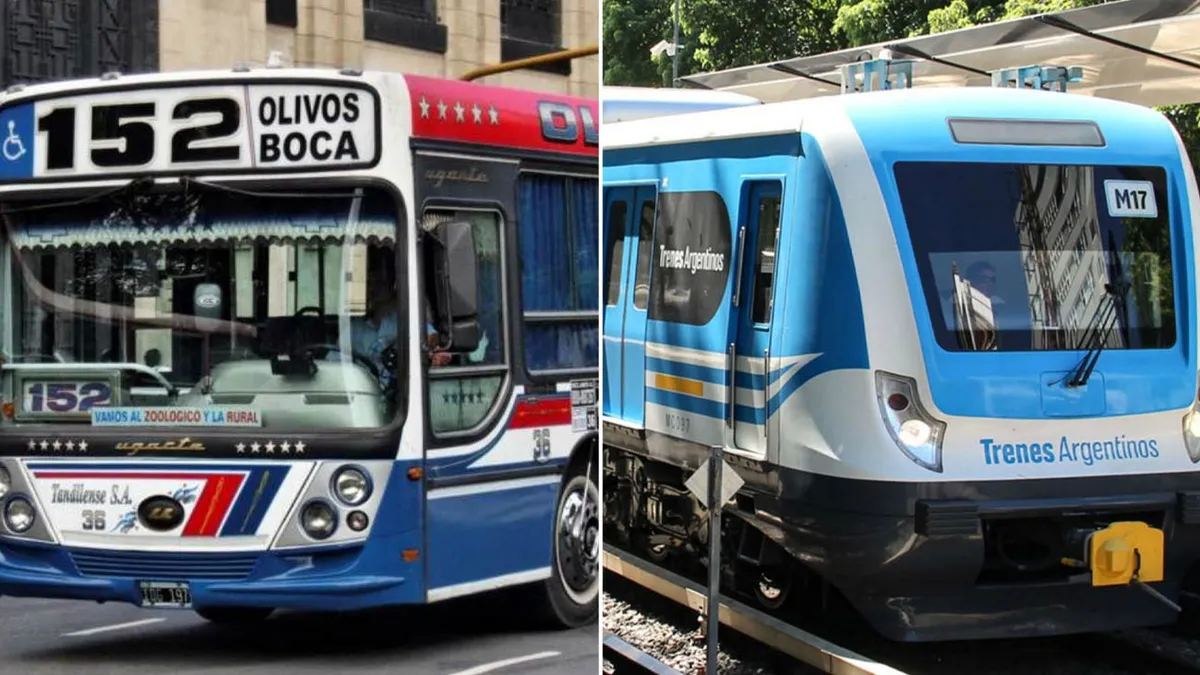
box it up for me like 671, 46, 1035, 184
733, 181, 783, 458
602, 185, 656, 426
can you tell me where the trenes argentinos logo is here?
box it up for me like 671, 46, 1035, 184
981, 434, 1160, 467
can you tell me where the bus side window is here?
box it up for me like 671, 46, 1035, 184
425, 209, 507, 435
518, 173, 599, 374
751, 192, 782, 324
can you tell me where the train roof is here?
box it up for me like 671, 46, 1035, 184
602, 86, 760, 123
604, 84, 1175, 151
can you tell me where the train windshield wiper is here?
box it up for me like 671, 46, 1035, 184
1065, 278, 1128, 388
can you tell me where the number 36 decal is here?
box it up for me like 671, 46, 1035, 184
24, 382, 113, 413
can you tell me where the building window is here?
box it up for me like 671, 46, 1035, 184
501, 0, 569, 76
363, 0, 448, 54
265, 0, 297, 27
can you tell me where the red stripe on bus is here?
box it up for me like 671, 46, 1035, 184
509, 397, 572, 429
182, 475, 243, 537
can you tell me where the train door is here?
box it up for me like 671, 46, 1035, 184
732, 181, 783, 457
602, 185, 656, 426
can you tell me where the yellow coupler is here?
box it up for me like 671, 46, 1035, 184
1088, 521, 1165, 587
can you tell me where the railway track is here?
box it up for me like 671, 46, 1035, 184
603, 543, 908, 675
604, 541, 1200, 675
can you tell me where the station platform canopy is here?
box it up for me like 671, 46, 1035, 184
679, 0, 1200, 107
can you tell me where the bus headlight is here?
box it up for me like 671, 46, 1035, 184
331, 466, 371, 506
5, 496, 35, 533
299, 500, 337, 540
876, 371, 947, 473
0, 466, 12, 500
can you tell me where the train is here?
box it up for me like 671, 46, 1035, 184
600, 78, 1200, 641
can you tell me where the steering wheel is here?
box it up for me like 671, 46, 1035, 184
295, 306, 323, 317
298, 343, 380, 379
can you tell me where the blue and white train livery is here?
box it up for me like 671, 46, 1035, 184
601, 83, 1200, 641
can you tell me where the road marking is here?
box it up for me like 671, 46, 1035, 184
446, 651, 561, 675
62, 618, 165, 637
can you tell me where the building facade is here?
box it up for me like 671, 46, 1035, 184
0, 0, 597, 97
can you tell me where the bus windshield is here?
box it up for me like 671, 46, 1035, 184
894, 162, 1176, 353
2, 185, 404, 430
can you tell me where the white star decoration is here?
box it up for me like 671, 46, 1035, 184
28, 439, 87, 452
231, 441, 307, 456
420, 95, 501, 127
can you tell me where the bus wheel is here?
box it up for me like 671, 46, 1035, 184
541, 463, 600, 628
195, 607, 275, 624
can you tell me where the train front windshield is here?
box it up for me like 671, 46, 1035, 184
894, 162, 1176, 353
1, 186, 404, 429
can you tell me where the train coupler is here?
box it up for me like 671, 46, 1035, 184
1062, 521, 1180, 612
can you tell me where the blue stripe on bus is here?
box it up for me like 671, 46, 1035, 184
220, 465, 289, 536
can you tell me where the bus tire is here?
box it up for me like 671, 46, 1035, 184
195, 606, 275, 624
540, 461, 600, 628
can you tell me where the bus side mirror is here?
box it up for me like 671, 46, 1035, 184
433, 221, 481, 353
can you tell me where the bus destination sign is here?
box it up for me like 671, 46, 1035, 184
0, 81, 380, 182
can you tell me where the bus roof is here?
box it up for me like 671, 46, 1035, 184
678, 0, 1200, 108
0, 67, 598, 157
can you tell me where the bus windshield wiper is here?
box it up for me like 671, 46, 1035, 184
1065, 278, 1127, 387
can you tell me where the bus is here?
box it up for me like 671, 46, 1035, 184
0, 64, 600, 627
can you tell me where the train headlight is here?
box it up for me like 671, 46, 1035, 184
4, 496, 35, 533
331, 466, 371, 506
1182, 393, 1200, 463
299, 500, 337, 540
876, 371, 946, 473
0, 466, 12, 500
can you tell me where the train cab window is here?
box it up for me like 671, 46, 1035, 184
751, 194, 781, 324
632, 198, 656, 310
605, 200, 628, 306
894, 162, 1175, 352
423, 208, 507, 435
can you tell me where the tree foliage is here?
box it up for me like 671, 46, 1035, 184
602, 0, 1200, 172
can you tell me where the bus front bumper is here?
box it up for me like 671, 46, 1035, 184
0, 539, 424, 611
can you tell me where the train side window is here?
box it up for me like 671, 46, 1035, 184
631, 198, 656, 310
424, 208, 508, 435
604, 200, 628, 306
751, 194, 782, 324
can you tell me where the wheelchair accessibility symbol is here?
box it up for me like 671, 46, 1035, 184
3, 120, 26, 162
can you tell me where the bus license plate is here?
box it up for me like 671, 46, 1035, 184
138, 581, 191, 608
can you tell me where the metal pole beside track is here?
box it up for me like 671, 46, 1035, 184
706, 445, 723, 675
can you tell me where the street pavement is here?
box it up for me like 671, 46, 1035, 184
0, 586, 598, 674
